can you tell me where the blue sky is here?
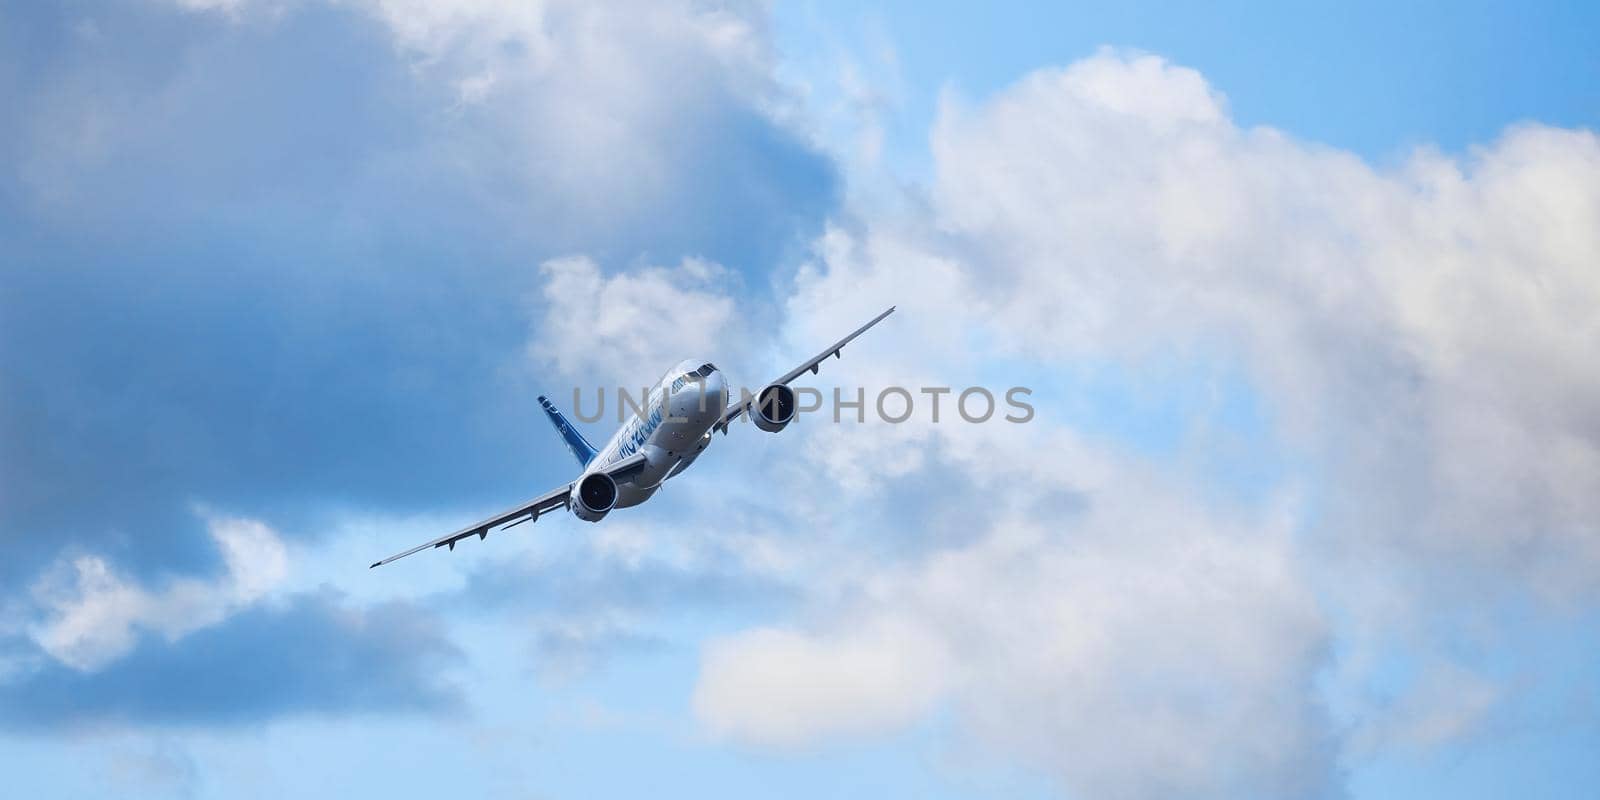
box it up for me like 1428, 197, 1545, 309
2, 2, 1598, 798
778, 0, 1599, 165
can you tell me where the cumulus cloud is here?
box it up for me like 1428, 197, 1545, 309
0, 0, 833, 589
27, 511, 289, 671
342, 0, 834, 264
1, 505, 462, 730
761, 49, 1600, 605
0, 590, 462, 730
530, 255, 739, 386
687, 48, 1599, 797
694, 429, 1334, 797
920, 51, 1600, 596
695, 618, 950, 748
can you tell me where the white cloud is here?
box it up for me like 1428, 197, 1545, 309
919, 52, 1600, 596
208, 512, 291, 602
758, 49, 1600, 605
695, 618, 949, 748
351, 0, 783, 231
693, 428, 1333, 797
27, 510, 289, 671
688, 48, 1599, 797
51, 0, 810, 253
530, 255, 739, 387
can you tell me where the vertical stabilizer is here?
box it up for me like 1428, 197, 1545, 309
538, 395, 598, 467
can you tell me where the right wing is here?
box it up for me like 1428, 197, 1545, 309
715, 306, 896, 432
369, 452, 650, 568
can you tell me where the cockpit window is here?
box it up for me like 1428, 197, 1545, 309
670, 364, 718, 393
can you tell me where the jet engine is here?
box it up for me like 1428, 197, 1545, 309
570, 472, 618, 522
751, 384, 797, 433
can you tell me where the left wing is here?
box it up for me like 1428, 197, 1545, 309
369, 452, 648, 568
714, 306, 896, 433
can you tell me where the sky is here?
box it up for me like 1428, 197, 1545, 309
1, 1, 1597, 798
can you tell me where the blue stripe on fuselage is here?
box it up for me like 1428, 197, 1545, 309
617, 401, 664, 459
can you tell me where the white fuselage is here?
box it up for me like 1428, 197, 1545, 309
585, 359, 729, 508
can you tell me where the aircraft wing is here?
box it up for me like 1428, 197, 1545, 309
369, 452, 648, 568
715, 306, 896, 433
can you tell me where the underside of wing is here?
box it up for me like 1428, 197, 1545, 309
592, 450, 649, 481
368, 484, 571, 568
367, 452, 655, 568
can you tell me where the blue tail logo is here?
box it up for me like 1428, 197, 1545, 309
538, 395, 598, 467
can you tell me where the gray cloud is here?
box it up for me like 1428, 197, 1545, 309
440, 509, 798, 678
0, 589, 461, 730
0, 0, 836, 589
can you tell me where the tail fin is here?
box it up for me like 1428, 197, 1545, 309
538, 395, 598, 467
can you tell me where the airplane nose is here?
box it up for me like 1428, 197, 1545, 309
704, 371, 728, 413
675, 369, 727, 422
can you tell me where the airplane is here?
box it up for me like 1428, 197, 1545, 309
370, 306, 896, 567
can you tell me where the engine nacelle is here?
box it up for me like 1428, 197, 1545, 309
751, 384, 797, 433
570, 472, 618, 522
